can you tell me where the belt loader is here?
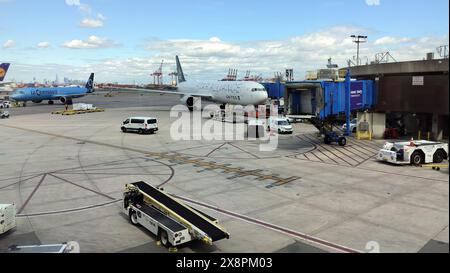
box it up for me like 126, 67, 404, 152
123, 182, 229, 248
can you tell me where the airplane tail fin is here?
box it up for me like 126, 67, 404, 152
0, 63, 11, 82
85, 73, 95, 93
176, 56, 186, 83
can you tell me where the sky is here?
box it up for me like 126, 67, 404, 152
0, 0, 449, 83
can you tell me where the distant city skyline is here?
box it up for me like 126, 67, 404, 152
1, 0, 449, 83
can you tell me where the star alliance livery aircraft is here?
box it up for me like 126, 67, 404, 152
10, 73, 95, 106
123, 56, 268, 111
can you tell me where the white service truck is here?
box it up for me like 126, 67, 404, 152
378, 140, 448, 165
1, 110, 10, 119
0, 204, 16, 235
72, 103, 97, 111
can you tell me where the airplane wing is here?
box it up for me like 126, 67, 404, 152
51, 94, 88, 99
113, 87, 213, 99
0, 82, 12, 86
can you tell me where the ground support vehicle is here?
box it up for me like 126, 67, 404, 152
123, 182, 229, 248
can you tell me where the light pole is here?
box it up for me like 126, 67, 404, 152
351, 35, 367, 66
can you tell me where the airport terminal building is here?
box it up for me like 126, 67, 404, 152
348, 57, 449, 140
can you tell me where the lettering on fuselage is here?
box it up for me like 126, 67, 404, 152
225, 95, 241, 101
31, 89, 58, 96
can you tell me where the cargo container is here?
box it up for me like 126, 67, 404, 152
285, 80, 376, 119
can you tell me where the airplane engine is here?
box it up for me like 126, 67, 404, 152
60, 97, 73, 104
180, 96, 194, 112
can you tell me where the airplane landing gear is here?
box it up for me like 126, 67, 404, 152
220, 104, 226, 122
48, 100, 54, 105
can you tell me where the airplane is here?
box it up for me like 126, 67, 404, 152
10, 73, 95, 106
121, 56, 268, 111
0, 63, 11, 84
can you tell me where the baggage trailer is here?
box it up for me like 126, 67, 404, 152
377, 140, 448, 166
123, 182, 229, 248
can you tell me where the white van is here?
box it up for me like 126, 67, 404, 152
0, 101, 11, 109
268, 117, 293, 134
121, 117, 158, 134
0, 204, 16, 235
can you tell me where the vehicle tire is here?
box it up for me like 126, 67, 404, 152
278, 129, 281, 134
129, 210, 139, 226
410, 152, 423, 166
338, 137, 347, 146
352, 128, 357, 133
433, 150, 445, 163
138, 129, 143, 135
324, 136, 331, 145
121, 127, 127, 133
159, 230, 172, 248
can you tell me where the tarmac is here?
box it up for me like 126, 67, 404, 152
0, 91, 448, 253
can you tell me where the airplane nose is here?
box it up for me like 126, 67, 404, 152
260, 91, 268, 104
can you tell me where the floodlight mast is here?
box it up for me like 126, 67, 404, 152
351, 35, 368, 66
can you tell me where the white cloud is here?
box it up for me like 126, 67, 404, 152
2, 39, 16, 49
65, 0, 80, 6
209, 37, 221, 43
365, 0, 380, 6
65, 0, 91, 13
8, 26, 449, 83
37, 42, 51, 48
97, 13, 106, 20
374, 36, 412, 45
62, 36, 119, 49
79, 18, 104, 28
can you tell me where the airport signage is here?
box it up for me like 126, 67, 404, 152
412, 76, 424, 86
350, 82, 363, 110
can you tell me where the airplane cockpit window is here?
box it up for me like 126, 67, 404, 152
251, 88, 266, 92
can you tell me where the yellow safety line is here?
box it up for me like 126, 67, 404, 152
420, 164, 449, 168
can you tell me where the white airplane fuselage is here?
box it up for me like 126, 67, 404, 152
177, 80, 268, 106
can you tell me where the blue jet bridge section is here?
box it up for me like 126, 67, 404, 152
285, 79, 376, 120
261, 81, 285, 99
